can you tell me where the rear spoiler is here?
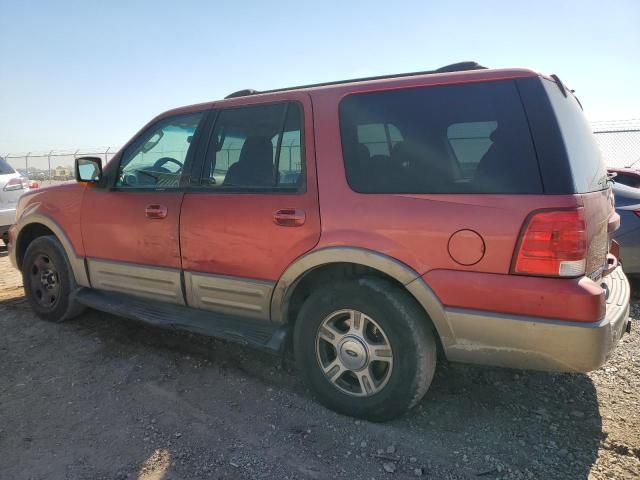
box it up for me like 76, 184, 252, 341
550, 74, 583, 110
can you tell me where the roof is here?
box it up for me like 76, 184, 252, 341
154, 63, 542, 123
223, 62, 541, 100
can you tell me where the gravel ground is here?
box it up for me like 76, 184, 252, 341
0, 249, 639, 479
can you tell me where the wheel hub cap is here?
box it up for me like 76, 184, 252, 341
40, 269, 57, 289
315, 309, 394, 397
338, 337, 368, 371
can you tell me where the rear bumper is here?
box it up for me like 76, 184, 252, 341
442, 266, 630, 372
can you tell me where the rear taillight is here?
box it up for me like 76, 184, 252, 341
513, 208, 587, 277
3, 177, 25, 191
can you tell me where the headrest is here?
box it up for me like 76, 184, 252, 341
239, 136, 273, 166
357, 143, 371, 159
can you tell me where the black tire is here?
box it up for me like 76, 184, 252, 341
21, 235, 84, 322
293, 277, 437, 421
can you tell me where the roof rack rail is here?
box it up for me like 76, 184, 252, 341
224, 61, 486, 99
225, 89, 259, 99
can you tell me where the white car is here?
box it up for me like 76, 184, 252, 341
0, 157, 30, 246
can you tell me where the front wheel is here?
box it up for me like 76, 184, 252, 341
21, 235, 84, 322
293, 277, 437, 421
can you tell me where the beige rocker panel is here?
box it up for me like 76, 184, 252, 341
184, 271, 274, 321
87, 259, 184, 305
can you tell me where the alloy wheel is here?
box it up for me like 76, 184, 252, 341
315, 309, 393, 397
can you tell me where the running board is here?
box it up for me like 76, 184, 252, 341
72, 288, 288, 353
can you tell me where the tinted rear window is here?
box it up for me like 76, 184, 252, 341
542, 79, 607, 193
0, 157, 15, 175
340, 80, 542, 194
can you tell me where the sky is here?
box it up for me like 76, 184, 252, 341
1, 0, 639, 154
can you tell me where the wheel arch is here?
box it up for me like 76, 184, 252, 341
12, 215, 89, 287
270, 247, 454, 345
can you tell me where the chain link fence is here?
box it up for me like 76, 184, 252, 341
2, 119, 640, 186
1, 148, 119, 186
593, 119, 640, 168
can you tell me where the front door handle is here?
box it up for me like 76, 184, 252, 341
145, 204, 168, 219
273, 208, 306, 227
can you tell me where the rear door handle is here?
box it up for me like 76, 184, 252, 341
145, 204, 168, 219
273, 208, 306, 227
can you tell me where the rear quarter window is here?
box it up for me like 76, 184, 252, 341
542, 79, 607, 193
340, 80, 543, 194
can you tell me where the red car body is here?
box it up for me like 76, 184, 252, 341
8, 65, 631, 415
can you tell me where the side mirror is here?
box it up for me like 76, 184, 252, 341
75, 157, 102, 183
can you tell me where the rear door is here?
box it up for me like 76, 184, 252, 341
180, 93, 320, 320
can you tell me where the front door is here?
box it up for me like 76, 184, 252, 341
179, 94, 321, 320
81, 110, 207, 304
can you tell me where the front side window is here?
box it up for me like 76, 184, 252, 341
201, 102, 303, 190
116, 111, 204, 189
340, 80, 542, 194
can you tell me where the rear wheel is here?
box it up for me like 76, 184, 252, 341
293, 277, 437, 421
21, 235, 84, 322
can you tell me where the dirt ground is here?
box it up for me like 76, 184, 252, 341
1, 250, 639, 480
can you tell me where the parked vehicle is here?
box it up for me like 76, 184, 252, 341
608, 167, 640, 188
612, 182, 640, 275
0, 157, 29, 245
8, 63, 631, 420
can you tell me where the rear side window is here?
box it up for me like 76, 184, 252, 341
542, 80, 607, 193
340, 81, 542, 194
0, 157, 15, 175
201, 102, 303, 191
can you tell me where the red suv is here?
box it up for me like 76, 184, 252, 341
8, 63, 631, 420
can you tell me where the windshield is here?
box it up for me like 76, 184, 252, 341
0, 157, 16, 175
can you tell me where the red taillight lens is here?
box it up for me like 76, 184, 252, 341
3, 177, 24, 191
513, 209, 587, 277
634, 210, 640, 218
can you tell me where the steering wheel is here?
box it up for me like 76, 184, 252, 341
153, 157, 184, 173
